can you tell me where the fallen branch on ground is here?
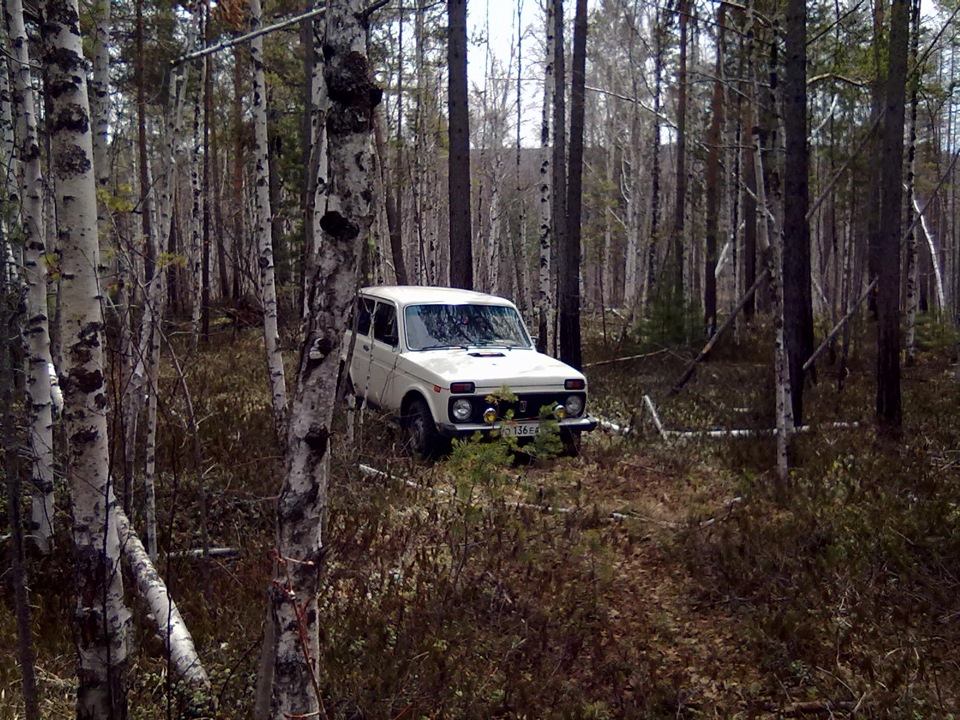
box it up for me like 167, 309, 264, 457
583, 347, 672, 368
114, 505, 210, 689
762, 700, 861, 716
167, 547, 241, 560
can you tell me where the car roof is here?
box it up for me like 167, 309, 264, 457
360, 285, 518, 308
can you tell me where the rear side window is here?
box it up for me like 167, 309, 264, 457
356, 297, 374, 336
373, 303, 398, 345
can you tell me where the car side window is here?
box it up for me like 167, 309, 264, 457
356, 298, 374, 336
373, 302, 398, 346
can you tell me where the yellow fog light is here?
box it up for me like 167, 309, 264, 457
483, 407, 498, 424
553, 403, 567, 419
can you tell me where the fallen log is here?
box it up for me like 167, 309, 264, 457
114, 506, 210, 689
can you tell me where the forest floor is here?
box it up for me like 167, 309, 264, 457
2, 314, 960, 719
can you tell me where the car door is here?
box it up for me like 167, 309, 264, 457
369, 300, 401, 409
348, 296, 377, 401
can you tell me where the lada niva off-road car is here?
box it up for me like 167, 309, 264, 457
342, 285, 597, 456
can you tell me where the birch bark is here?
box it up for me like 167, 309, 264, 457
536, 0, 554, 353
6, 0, 56, 552
89, 0, 110, 187
251, 0, 287, 437
41, 0, 132, 712
113, 503, 210, 688
265, 2, 381, 716
190, 56, 205, 350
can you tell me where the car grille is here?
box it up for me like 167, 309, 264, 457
449, 392, 587, 423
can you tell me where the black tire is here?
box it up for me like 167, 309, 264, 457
560, 429, 582, 457
335, 364, 355, 407
406, 398, 443, 459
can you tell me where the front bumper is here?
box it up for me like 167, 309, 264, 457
436, 414, 598, 439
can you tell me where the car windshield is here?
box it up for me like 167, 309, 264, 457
404, 303, 532, 350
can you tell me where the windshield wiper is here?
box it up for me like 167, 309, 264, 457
415, 343, 470, 350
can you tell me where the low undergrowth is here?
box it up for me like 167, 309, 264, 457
2, 319, 959, 718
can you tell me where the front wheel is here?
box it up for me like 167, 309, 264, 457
560, 429, 582, 457
405, 398, 444, 460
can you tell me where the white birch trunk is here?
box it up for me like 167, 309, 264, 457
7, 0, 57, 552
905, 196, 920, 365
189, 58, 204, 349
306, 16, 328, 315
42, 0, 132, 713
142, 306, 161, 558
1, 32, 18, 284
251, 0, 287, 437
487, 150, 503, 295
911, 192, 947, 312
749, 102, 789, 478
623, 156, 640, 305
537, 0, 555, 352
113, 504, 209, 688
265, 3, 380, 715
90, 0, 110, 187
772, 231, 793, 482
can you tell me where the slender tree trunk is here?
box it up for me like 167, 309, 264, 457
646, 7, 664, 309
866, 0, 885, 308
703, 4, 725, 339
447, 0, 473, 289
876, 0, 909, 438
90, 0, 110, 218
673, 0, 690, 299
742, 87, 758, 320
537, 0, 555, 353
375, 107, 407, 284
782, 0, 813, 425
202, 5, 212, 340
233, 47, 245, 302
136, 0, 154, 285
251, 0, 288, 437
904, 0, 921, 365
6, 0, 56, 552
214, 96, 228, 304
551, 0, 567, 358
42, 0, 132, 713
265, 3, 381, 716
190, 60, 205, 349
560, 0, 586, 369
2, 273, 41, 720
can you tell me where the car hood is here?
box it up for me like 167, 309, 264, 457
401, 348, 584, 390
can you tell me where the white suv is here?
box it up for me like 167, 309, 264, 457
342, 286, 597, 456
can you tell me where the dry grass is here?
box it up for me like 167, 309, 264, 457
2, 317, 959, 718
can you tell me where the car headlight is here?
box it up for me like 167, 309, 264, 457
553, 403, 567, 419
451, 398, 473, 422
483, 407, 498, 424
565, 394, 584, 417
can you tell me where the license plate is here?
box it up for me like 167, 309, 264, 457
499, 422, 540, 437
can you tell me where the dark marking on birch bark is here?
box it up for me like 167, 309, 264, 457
320, 211, 359, 240
54, 144, 92, 175
304, 424, 329, 455
71, 367, 104, 394
52, 103, 90, 133
43, 48, 84, 82
310, 331, 337, 361
71, 427, 99, 445
42, 0, 81, 28
324, 50, 382, 135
